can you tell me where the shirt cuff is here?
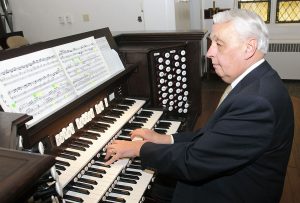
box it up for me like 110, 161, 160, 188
170, 134, 174, 144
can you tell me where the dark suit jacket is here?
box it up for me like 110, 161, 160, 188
140, 61, 294, 203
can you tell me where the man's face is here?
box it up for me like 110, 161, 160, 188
207, 21, 248, 84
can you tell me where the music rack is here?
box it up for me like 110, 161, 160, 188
0, 28, 137, 149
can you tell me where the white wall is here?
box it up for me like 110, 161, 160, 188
9, 0, 145, 43
9, 0, 192, 43
8, 0, 300, 45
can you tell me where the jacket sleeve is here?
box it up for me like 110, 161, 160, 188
140, 95, 275, 182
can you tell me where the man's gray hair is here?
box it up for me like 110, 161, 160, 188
213, 9, 269, 54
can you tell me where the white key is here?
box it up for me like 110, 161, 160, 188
57, 99, 146, 188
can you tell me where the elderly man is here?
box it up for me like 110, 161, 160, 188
105, 9, 294, 203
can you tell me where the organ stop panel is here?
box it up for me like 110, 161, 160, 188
115, 31, 204, 131
0, 28, 205, 202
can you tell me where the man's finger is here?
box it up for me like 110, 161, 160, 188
104, 154, 119, 166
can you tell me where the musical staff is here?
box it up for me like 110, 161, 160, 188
0, 36, 125, 128
96, 37, 125, 76
54, 37, 110, 95
0, 48, 77, 127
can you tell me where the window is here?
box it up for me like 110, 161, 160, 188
238, 0, 271, 23
276, 0, 300, 23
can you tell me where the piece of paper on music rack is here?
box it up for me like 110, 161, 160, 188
0, 36, 125, 128
95, 37, 125, 76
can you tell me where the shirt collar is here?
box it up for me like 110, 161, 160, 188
231, 58, 265, 89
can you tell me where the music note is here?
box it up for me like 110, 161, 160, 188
0, 36, 123, 128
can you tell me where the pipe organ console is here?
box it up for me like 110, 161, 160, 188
115, 31, 204, 131
0, 28, 205, 202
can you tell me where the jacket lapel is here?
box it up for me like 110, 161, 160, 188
231, 61, 271, 95
197, 61, 273, 135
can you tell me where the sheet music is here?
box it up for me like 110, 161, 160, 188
54, 37, 111, 96
0, 36, 125, 128
96, 37, 125, 76
0, 48, 77, 127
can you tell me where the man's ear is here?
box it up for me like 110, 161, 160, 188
244, 38, 257, 59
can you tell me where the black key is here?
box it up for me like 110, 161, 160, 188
94, 156, 106, 162
127, 164, 143, 170
70, 181, 94, 190
85, 123, 106, 132
138, 110, 153, 117
112, 109, 124, 115
95, 122, 111, 128
94, 116, 116, 123
120, 174, 139, 180
121, 130, 130, 136
93, 162, 111, 168
64, 200, 74, 203
131, 159, 141, 164
154, 129, 167, 134
88, 167, 106, 174
78, 177, 98, 185
66, 144, 86, 151
62, 149, 81, 157
56, 159, 70, 166
58, 153, 76, 160
106, 196, 126, 203
85, 171, 103, 178
73, 138, 93, 145
64, 194, 83, 202
123, 122, 143, 130
78, 131, 99, 140
122, 99, 135, 106
133, 157, 141, 161
156, 121, 172, 128
114, 184, 133, 191
133, 117, 148, 123
115, 105, 129, 110
101, 110, 117, 118
65, 186, 90, 195
124, 170, 142, 176
91, 123, 108, 131
111, 188, 130, 195
116, 136, 131, 141
71, 140, 90, 148
55, 164, 66, 171
119, 177, 137, 184
106, 109, 123, 117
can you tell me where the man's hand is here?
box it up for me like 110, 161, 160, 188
130, 128, 172, 144
104, 140, 145, 165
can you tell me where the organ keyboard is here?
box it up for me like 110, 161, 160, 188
57, 98, 183, 203
0, 28, 205, 202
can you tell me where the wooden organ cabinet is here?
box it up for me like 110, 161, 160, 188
0, 28, 205, 203
115, 31, 205, 131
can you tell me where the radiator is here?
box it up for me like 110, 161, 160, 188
265, 42, 300, 80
